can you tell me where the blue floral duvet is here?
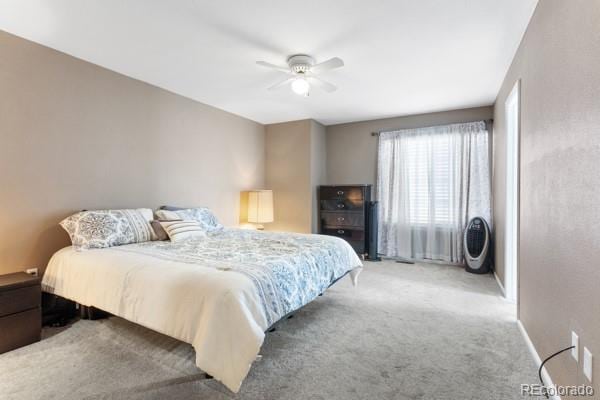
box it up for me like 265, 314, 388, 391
117, 228, 363, 326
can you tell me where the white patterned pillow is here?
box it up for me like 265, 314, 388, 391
60, 208, 155, 250
159, 220, 207, 242
156, 207, 223, 232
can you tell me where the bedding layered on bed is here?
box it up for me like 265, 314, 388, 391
42, 229, 362, 392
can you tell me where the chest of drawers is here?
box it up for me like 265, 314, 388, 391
318, 185, 372, 256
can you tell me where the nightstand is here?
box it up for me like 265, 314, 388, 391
0, 272, 41, 354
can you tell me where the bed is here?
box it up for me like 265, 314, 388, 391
42, 228, 363, 392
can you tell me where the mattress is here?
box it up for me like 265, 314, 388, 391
42, 228, 362, 392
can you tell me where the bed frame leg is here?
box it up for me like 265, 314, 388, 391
79, 305, 109, 320
42, 294, 77, 327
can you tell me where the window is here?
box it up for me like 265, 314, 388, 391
376, 121, 491, 263
404, 134, 453, 225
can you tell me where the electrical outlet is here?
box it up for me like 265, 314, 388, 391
25, 268, 38, 277
583, 347, 593, 382
572, 331, 579, 361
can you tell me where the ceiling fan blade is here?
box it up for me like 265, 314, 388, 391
308, 76, 337, 93
256, 61, 290, 73
268, 76, 295, 91
310, 57, 344, 73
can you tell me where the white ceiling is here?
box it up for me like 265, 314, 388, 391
0, 0, 537, 125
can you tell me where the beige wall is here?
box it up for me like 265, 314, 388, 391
265, 120, 312, 233
493, 0, 600, 394
265, 119, 327, 233
326, 106, 493, 186
310, 120, 327, 233
0, 31, 265, 275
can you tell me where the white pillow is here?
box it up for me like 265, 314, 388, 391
155, 210, 179, 220
159, 220, 207, 242
156, 208, 223, 232
137, 208, 154, 222
60, 208, 155, 250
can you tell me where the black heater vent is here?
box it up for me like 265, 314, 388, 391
466, 221, 486, 256
463, 217, 491, 274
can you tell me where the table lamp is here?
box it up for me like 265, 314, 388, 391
247, 190, 274, 230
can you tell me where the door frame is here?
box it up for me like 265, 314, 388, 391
504, 80, 520, 305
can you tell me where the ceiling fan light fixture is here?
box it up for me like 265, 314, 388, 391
291, 77, 310, 96
257, 55, 343, 96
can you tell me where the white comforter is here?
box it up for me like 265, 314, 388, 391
42, 229, 362, 392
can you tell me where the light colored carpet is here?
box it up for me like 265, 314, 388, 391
0, 261, 537, 399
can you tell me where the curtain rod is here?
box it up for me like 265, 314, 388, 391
371, 118, 494, 136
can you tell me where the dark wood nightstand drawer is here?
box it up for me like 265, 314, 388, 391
0, 308, 41, 354
320, 199, 365, 211
0, 285, 41, 317
319, 186, 365, 200
322, 228, 365, 241
321, 211, 365, 228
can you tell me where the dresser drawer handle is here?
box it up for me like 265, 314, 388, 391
337, 217, 345, 221
337, 204, 345, 208
336, 190, 344, 195
337, 229, 345, 234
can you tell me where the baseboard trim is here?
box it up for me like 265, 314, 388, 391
517, 320, 561, 400
493, 270, 506, 296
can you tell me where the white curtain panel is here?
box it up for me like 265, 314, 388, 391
376, 121, 491, 263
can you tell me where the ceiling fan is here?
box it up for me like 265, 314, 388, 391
256, 55, 344, 97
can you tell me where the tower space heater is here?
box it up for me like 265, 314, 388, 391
366, 201, 381, 261
464, 217, 492, 274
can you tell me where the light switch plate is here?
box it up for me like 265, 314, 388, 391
572, 332, 579, 361
583, 347, 593, 382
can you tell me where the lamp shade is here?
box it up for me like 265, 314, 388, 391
247, 190, 274, 224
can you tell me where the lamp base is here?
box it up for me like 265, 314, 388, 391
239, 223, 264, 230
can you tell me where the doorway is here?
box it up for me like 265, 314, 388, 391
504, 80, 520, 304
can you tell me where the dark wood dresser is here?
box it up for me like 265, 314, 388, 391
318, 185, 372, 256
0, 272, 41, 354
